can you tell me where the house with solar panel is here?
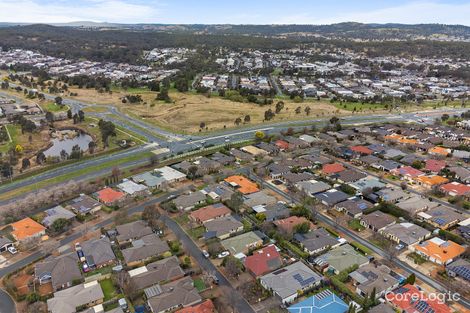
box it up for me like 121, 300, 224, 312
287, 289, 349, 313
414, 237, 465, 265
446, 258, 470, 282
259, 261, 322, 304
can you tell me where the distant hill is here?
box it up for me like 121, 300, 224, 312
1, 22, 470, 40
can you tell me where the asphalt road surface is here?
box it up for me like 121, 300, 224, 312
0, 289, 15, 313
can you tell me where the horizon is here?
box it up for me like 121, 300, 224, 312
1, 0, 470, 26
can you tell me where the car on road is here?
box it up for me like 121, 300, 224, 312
74, 242, 81, 251
217, 251, 230, 259
202, 250, 210, 258
395, 244, 405, 250
167, 194, 177, 201
7, 246, 17, 255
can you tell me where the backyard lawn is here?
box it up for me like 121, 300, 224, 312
100, 278, 118, 301
348, 219, 365, 231
193, 278, 206, 292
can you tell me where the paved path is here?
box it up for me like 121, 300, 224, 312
0, 289, 15, 313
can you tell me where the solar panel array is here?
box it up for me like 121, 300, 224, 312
433, 217, 447, 226
414, 300, 435, 313
394, 286, 410, 294
292, 273, 318, 287
449, 265, 470, 280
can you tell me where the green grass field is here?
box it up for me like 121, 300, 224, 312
42, 102, 69, 112
100, 279, 118, 301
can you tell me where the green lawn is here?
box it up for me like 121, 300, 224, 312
189, 226, 206, 239
100, 278, 118, 301
174, 213, 189, 225
350, 241, 373, 256
42, 102, 69, 112
348, 219, 365, 232
193, 278, 206, 292
0, 124, 18, 154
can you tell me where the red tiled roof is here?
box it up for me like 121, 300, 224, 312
244, 244, 282, 277
189, 203, 231, 223
175, 300, 215, 313
392, 166, 424, 178
96, 187, 125, 204
425, 159, 446, 173
322, 163, 345, 175
275, 140, 290, 150
273, 216, 314, 233
351, 146, 373, 155
440, 182, 470, 196
386, 284, 451, 313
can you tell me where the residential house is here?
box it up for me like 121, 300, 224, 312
203, 216, 243, 240
428, 146, 451, 157
257, 142, 280, 155
287, 289, 348, 313
122, 234, 170, 266
210, 152, 235, 166
35, 252, 82, 291
201, 183, 234, 202
221, 231, 263, 256
68, 195, 102, 215
244, 244, 282, 277
294, 228, 341, 256
282, 172, 314, 187
314, 244, 369, 274
396, 195, 439, 216
446, 258, 470, 282
81, 237, 116, 268
349, 264, 399, 298
414, 237, 465, 265
440, 182, 470, 198
259, 261, 322, 304
146, 277, 201, 313
332, 169, 367, 183
10, 217, 46, 242
42, 205, 76, 228
315, 189, 350, 206
243, 191, 277, 209
241, 145, 269, 156
230, 148, 253, 162
322, 163, 345, 175
131, 171, 165, 189
368, 303, 396, 313
449, 166, 470, 183
153, 166, 186, 185
173, 191, 207, 211
129, 256, 185, 290
383, 148, 406, 159
414, 175, 449, 189
425, 159, 446, 173
0, 236, 13, 253
295, 180, 331, 196
117, 179, 150, 197
47, 280, 104, 313
381, 222, 431, 247
263, 202, 290, 222
375, 188, 408, 203
274, 216, 314, 234
189, 203, 232, 224
335, 198, 373, 218
116, 220, 154, 244
95, 188, 126, 206
386, 284, 451, 313
358, 155, 381, 167
224, 175, 259, 194
267, 163, 291, 180
360, 211, 396, 232
275, 139, 290, 151
417, 205, 465, 230
350, 177, 386, 194
391, 166, 424, 182
351, 145, 373, 157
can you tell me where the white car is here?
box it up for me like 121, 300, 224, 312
202, 250, 210, 258
7, 246, 18, 254
217, 251, 230, 259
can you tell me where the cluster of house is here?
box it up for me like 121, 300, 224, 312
0, 49, 179, 82
143, 48, 195, 65
196, 74, 229, 91
34, 217, 214, 313
0, 95, 42, 118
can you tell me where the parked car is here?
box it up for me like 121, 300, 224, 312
74, 242, 81, 251
82, 263, 90, 273
7, 246, 17, 255
202, 250, 210, 258
217, 251, 230, 259
77, 250, 85, 262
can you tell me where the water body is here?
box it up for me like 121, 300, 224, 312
0, 289, 15, 313
43, 131, 92, 158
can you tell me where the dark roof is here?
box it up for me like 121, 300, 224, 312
116, 220, 153, 243
131, 256, 184, 290
294, 228, 339, 253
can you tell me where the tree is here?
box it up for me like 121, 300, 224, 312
441, 113, 450, 121
67, 109, 73, 119
15, 144, 23, 154
50, 218, 71, 234
36, 151, 46, 164
290, 205, 311, 219
54, 96, 63, 106
234, 117, 242, 125
113, 271, 137, 301
199, 122, 206, 129
88, 141, 96, 154
187, 165, 199, 180
295, 106, 301, 114
304, 106, 311, 115
142, 205, 161, 229
330, 116, 339, 124
223, 256, 244, 277
275, 101, 284, 113
226, 191, 244, 213
45, 111, 54, 123
294, 222, 310, 234
405, 273, 416, 285
78, 110, 85, 122
255, 131, 265, 141
98, 119, 117, 147
244, 115, 251, 123
70, 144, 83, 159
21, 158, 31, 170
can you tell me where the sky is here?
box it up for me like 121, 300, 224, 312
1, 0, 470, 25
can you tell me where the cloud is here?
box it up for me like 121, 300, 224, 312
279, 1, 470, 26
0, 0, 162, 23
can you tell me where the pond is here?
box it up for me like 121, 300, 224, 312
43, 130, 93, 157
